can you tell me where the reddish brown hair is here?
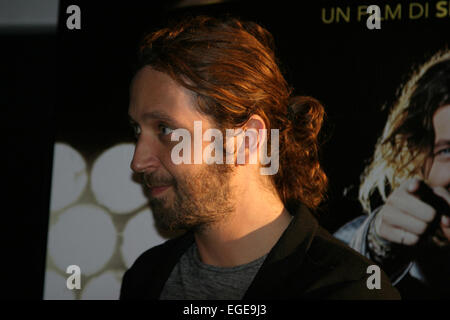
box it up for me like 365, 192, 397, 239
136, 15, 327, 210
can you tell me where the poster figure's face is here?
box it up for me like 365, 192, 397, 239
425, 104, 450, 191
128, 66, 235, 231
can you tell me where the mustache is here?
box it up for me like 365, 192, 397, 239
142, 173, 175, 188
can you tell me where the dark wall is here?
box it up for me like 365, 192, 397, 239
3, 34, 56, 299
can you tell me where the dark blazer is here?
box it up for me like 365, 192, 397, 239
120, 204, 400, 299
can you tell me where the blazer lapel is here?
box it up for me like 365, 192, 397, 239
242, 205, 319, 299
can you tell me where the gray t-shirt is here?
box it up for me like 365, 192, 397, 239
159, 242, 268, 300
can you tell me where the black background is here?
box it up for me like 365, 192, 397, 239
2, 0, 449, 299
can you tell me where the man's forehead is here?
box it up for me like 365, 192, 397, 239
130, 67, 182, 102
130, 68, 189, 111
128, 67, 215, 127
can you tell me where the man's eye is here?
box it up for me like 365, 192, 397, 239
435, 147, 450, 157
133, 126, 141, 138
159, 124, 174, 136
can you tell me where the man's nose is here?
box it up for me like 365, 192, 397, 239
130, 138, 159, 174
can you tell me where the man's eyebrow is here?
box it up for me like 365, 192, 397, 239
434, 139, 450, 149
129, 111, 182, 127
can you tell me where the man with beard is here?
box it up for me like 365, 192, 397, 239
120, 15, 399, 300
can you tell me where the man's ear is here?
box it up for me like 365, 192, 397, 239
244, 114, 267, 147
235, 114, 267, 166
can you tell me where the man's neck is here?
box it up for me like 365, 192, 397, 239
194, 183, 293, 268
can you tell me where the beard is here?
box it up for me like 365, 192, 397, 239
144, 163, 236, 233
